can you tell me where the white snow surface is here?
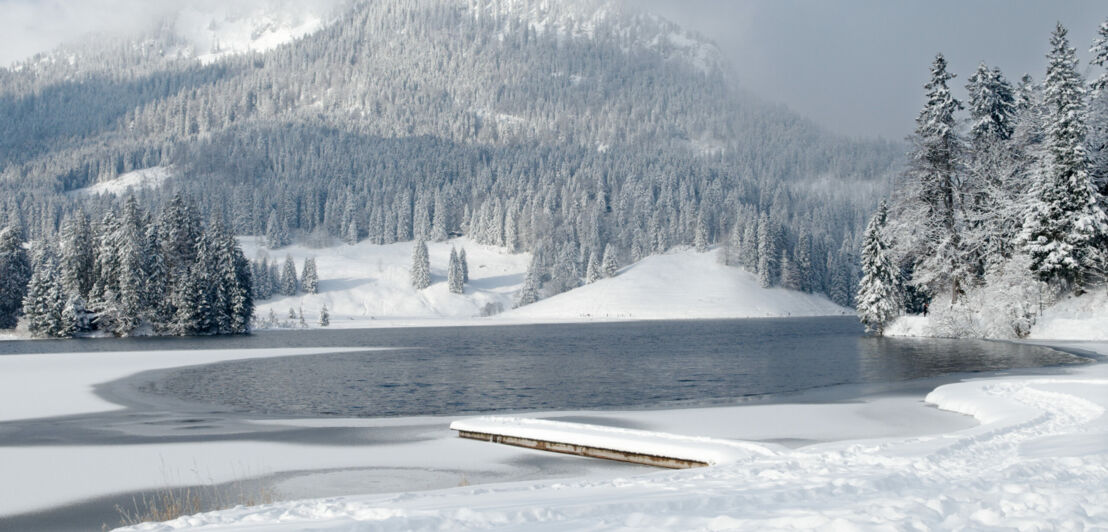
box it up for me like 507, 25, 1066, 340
499, 248, 848, 321
245, 240, 846, 328
68, 166, 173, 197
0, 346, 365, 423
116, 344, 1108, 531
243, 237, 530, 328
1031, 290, 1108, 341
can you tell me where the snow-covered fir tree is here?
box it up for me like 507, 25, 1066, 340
906, 53, 967, 302
410, 239, 431, 289
319, 304, 329, 327
585, 249, 602, 283
1088, 18, 1108, 204
1020, 24, 1108, 292
459, 247, 469, 283
856, 202, 900, 335
599, 244, 618, 278
516, 257, 541, 308
448, 247, 464, 294
280, 255, 299, 296
0, 224, 30, 329
301, 258, 319, 294
22, 245, 72, 338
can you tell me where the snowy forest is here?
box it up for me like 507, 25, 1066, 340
0, 195, 252, 337
857, 21, 1108, 338
0, 0, 902, 338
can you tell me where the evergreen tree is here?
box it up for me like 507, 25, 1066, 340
794, 227, 814, 293
585, 249, 602, 283
410, 239, 431, 289
59, 212, 94, 300
756, 214, 778, 288
319, 304, 330, 327
907, 53, 967, 302
1089, 19, 1108, 201
739, 221, 759, 271
0, 224, 30, 329
1091, 19, 1108, 96
780, 249, 802, 291
516, 257, 541, 307
22, 246, 72, 338
857, 202, 900, 335
966, 63, 1016, 144
301, 257, 319, 294
448, 247, 464, 294
459, 247, 469, 283
281, 254, 299, 296
1021, 24, 1108, 291
694, 212, 709, 253
964, 63, 1017, 275
601, 243, 618, 278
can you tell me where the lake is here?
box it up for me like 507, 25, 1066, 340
1, 317, 1080, 418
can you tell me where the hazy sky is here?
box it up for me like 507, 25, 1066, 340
642, 0, 1105, 140
1, 0, 1104, 140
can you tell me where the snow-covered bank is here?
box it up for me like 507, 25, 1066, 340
245, 239, 846, 329
886, 289, 1108, 341
118, 346, 1108, 531
0, 346, 976, 521
0, 347, 367, 423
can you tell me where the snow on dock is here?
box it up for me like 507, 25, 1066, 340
449, 416, 776, 468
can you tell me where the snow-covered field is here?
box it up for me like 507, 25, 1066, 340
117, 343, 1108, 531
244, 239, 846, 329
67, 166, 173, 197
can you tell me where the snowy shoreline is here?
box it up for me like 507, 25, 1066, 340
115, 342, 1107, 531
1, 339, 1103, 531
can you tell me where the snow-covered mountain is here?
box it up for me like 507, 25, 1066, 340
0, 0, 902, 311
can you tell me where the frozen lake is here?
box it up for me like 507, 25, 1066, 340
0, 317, 1089, 531
132, 317, 1081, 417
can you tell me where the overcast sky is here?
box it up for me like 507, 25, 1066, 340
1, 0, 1105, 140
642, 0, 1106, 140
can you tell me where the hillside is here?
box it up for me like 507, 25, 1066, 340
0, 0, 902, 310
244, 239, 845, 328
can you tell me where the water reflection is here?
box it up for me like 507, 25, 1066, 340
115, 318, 1083, 418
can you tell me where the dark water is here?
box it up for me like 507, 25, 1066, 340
95, 317, 1085, 418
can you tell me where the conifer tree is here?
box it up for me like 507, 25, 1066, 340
448, 247, 464, 294
410, 239, 431, 289
281, 254, 299, 296
59, 212, 94, 300
585, 249, 602, 283
1021, 24, 1108, 291
907, 53, 967, 302
319, 304, 330, 327
459, 247, 469, 283
0, 224, 30, 329
23, 246, 72, 338
301, 257, 319, 294
857, 202, 900, 335
739, 222, 759, 271
516, 257, 541, 307
756, 214, 778, 288
694, 212, 709, 253
1089, 19, 1108, 201
601, 243, 618, 278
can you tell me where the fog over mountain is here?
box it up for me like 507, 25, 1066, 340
4, 0, 1102, 139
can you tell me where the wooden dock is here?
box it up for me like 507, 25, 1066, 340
450, 417, 731, 469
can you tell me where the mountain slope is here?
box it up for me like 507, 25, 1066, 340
0, 0, 902, 308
